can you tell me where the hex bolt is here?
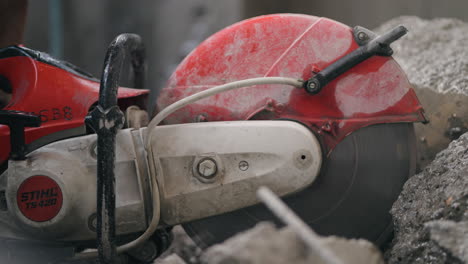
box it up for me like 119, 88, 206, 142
197, 158, 217, 179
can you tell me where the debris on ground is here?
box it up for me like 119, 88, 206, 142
155, 254, 187, 264
376, 16, 468, 264
154, 226, 201, 264
201, 223, 384, 264
385, 133, 468, 264
157, 222, 385, 264
425, 220, 468, 262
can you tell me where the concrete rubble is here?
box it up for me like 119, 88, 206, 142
425, 220, 468, 262
201, 223, 384, 264
156, 223, 385, 264
385, 132, 468, 264
376, 16, 468, 264
377, 16, 468, 169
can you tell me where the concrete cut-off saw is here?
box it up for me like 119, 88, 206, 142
0, 14, 426, 263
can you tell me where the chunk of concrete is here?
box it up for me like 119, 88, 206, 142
385, 132, 468, 264
426, 220, 468, 263
155, 254, 187, 264
200, 222, 384, 264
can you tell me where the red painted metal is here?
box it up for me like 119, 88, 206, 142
0, 51, 148, 164
157, 14, 426, 154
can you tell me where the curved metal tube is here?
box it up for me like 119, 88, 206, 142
85, 33, 145, 263
98, 33, 146, 108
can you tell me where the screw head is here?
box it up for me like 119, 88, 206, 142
357, 31, 368, 41
239, 160, 249, 171
197, 158, 217, 178
306, 80, 321, 94
307, 81, 317, 90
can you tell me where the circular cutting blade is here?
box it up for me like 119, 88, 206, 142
182, 123, 416, 248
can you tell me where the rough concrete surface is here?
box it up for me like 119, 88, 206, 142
385, 133, 468, 263
200, 222, 384, 264
425, 220, 468, 262
376, 16, 468, 96
156, 223, 385, 264
375, 16, 468, 264
155, 254, 187, 264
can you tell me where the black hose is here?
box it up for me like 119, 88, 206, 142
85, 33, 146, 264
98, 34, 146, 108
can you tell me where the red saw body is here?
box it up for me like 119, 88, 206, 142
158, 14, 426, 154
157, 14, 426, 247
0, 46, 148, 166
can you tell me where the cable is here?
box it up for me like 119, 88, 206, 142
145, 77, 304, 148
74, 76, 303, 260
72, 167, 161, 259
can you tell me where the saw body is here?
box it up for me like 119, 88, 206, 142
158, 14, 425, 153
0, 14, 425, 263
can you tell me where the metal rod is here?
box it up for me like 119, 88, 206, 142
257, 186, 345, 264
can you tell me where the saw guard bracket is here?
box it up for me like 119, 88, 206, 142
304, 25, 408, 94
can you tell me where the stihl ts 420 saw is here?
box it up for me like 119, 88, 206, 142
0, 14, 425, 263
